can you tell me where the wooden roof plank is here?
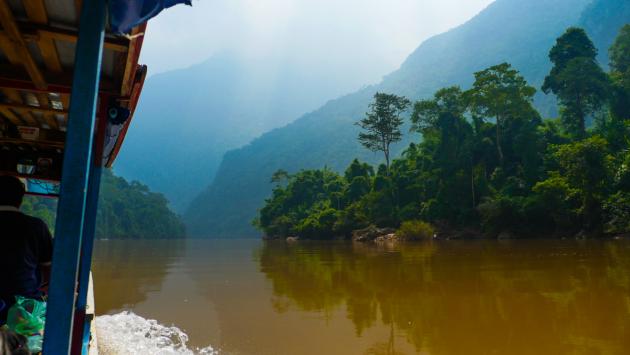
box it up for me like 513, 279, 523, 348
0, 107, 26, 126
0, 101, 67, 115
60, 94, 70, 110
0, 33, 22, 63
23, 0, 64, 82
22, 0, 48, 23
2, 89, 40, 127
120, 25, 146, 96
35, 27, 129, 53
0, 63, 119, 95
36, 93, 60, 129
0, 1, 47, 90
3, 25, 129, 53
35, 37, 63, 72
0, 137, 64, 149
41, 113, 59, 129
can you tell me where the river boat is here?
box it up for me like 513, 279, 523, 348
0, 0, 189, 353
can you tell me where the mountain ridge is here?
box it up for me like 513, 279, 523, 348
185, 0, 628, 238
114, 50, 379, 211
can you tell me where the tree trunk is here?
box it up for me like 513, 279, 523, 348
496, 119, 504, 164
575, 93, 586, 139
471, 160, 476, 208
384, 146, 390, 174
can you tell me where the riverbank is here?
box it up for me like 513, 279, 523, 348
263, 223, 630, 243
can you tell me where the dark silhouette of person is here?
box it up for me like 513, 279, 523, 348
0, 176, 53, 325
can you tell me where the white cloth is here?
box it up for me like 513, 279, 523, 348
0, 205, 20, 212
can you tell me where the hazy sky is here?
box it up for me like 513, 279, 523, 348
141, 0, 494, 80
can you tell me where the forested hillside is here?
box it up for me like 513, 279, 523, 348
186, 0, 627, 238
256, 25, 630, 240
24, 170, 185, 239
96, 170, 186, 238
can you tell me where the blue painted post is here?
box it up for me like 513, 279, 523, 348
73, 106, 108, 355
42, 1, 107, 354
76, 106, 107, 309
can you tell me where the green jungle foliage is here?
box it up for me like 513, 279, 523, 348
397, 220, 436, 241
24, 169, 186, 239
186, 0, 627, 238
255, 26, 630, 239
21, 195, 57, 231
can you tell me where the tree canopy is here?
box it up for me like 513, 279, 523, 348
23, 169, 186, 239
256, 26, 630, 240
543, 27, 610, 138
356, 93, 410, 171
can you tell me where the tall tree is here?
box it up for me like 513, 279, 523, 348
467, 63, 537, 165
411, 87, 471, 178
553, 136, 612, 232
609, 24, 630, 119
610, 24, 630, 89
543, 27, 610, 138
412, 86, 476, 219
270, 169, 290, 184
356, 92, 410, 172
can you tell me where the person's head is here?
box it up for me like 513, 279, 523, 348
0, 176, 25, 208
0, 328, 29, 355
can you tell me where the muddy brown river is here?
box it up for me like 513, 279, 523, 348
92, 238, 630, 354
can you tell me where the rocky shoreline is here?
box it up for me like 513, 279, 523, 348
263, 225, 630, 243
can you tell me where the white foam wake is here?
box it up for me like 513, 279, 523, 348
95, 312, 217, 355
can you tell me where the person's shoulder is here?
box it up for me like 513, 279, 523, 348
21, 214, 50, 230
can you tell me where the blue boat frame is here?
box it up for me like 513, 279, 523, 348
42, 1, 107, 354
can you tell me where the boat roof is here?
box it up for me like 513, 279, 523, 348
0, 0, 147, 188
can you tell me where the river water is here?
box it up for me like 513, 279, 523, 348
91, 239, 630, 355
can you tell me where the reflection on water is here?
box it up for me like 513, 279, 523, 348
92, 239, 186, 312
93, 239, 630, 355
259, 240, 630, 354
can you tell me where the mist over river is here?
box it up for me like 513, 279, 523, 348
91, 239, 630, 354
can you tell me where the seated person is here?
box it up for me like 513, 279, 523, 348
0, 176, 53, 325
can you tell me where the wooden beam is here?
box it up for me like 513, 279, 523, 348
34, 36, 62, 71
22, 0, 47, 23
0, 63, 118, 94
60, 94, 70, 111
0, 33, 21, 62
0, 77, 72, 94
107, 66, 146, 167
0, 62, 28, 126
0, 107, 26, 126
15, 24, 129, 52
0, 137, 64, 149
0, 101, 67, 115
23, 0, 63, 73
0, 1, 47, 90
36, 93, 59, 129
54, 94, 70, 128
0, 42, 58, 121
22, 0, 61, 130
2, 89, 39, 126
120, 25, 146, 96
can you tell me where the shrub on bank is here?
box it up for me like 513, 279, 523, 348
397, 220, 435, 241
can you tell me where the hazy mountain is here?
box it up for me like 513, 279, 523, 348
114, 52, 376, 211
185, 0, 629, 238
